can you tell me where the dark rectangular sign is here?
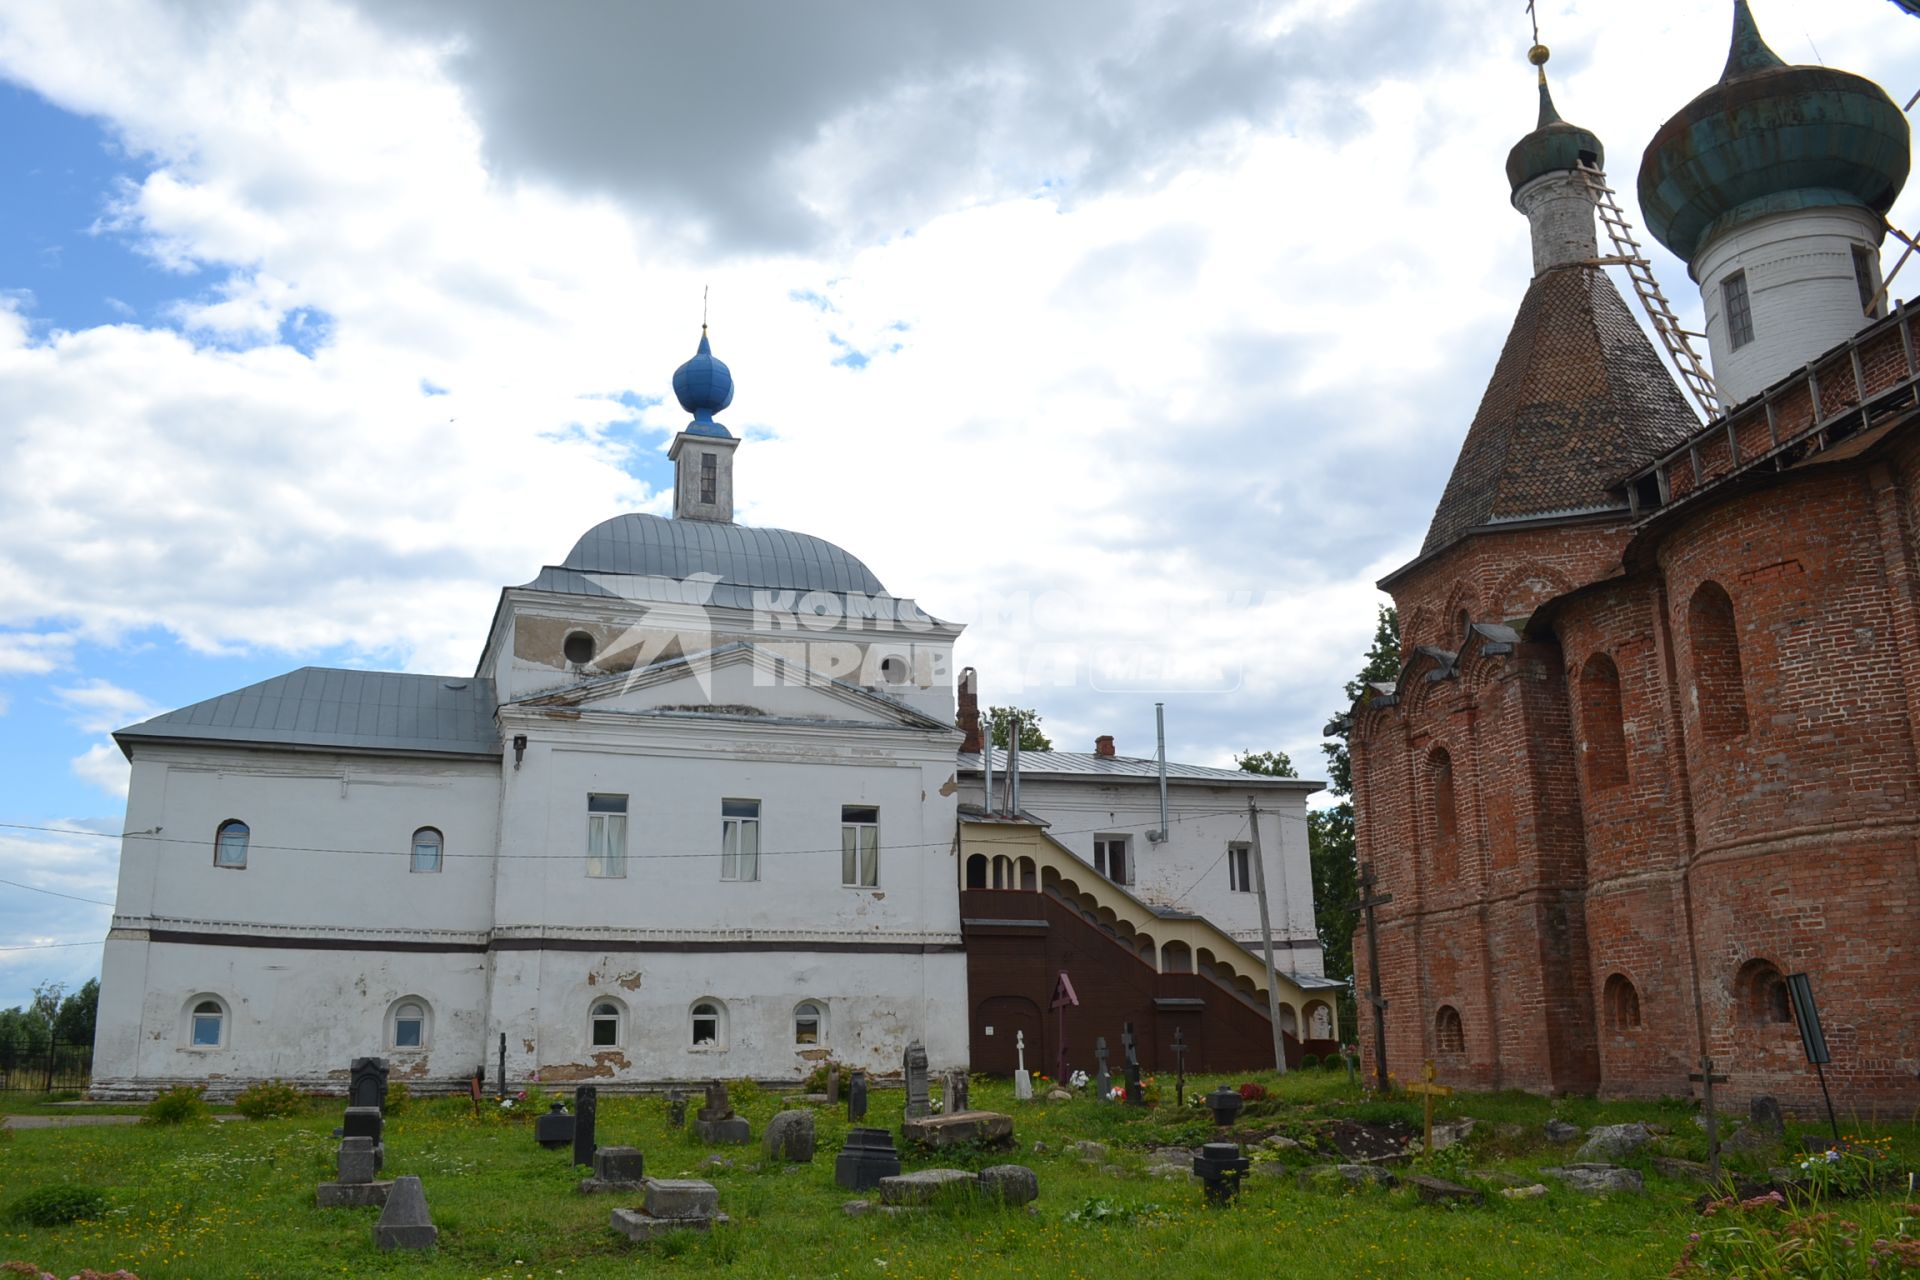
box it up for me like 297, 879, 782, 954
1785, 972, 1830, 1066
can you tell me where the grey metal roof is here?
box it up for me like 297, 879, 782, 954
957, 750, 1322, 789
557, 513, 888, 595
114, 667, 500, 759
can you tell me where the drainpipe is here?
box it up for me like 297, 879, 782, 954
1008, 717, 1022, 816
1150, 702, 1170, 842
982, 729, 995, 815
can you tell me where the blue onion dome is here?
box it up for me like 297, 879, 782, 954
1506, 59, 1606, 195
671, 326, 735, 438
1637, 0, 1910, 264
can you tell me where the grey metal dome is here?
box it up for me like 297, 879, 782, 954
561, 512, 887, 594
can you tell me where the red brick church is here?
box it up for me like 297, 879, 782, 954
1349, 3, 1920, 1110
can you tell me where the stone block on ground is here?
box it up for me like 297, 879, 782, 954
1428, 1118, 1476, 1151
316, 1180, 393, 1208
763, 1109, 816, 1163
1408, 1174, 1485, 1206
1501, 1183, 1549, 1200
1068, 1140, 1108, 1162
1299, 1163, 1397, 1190
694, 1116, 752, 1145
342, 1106, 384, 1143
835, 1128, 902, 1191
1542, 1164, 1645, 1195
1467, 1169, 1533, 1188
1575, 1123, 1653, 1162
901, 1110, 1013, 1151
337, 1136, 381, 1184
1544, 1119, 1582, 1144
610, 1207, 729, 1242
578, 1145, 648, 1193
1746, 1095, 1785, 1138
878, 1168, 976, 1207
644, 1178, 721, 1220
976, 1164, 1039, 1206
373, 1176, 437, 1251
1724, 1124, 1782, 1157
1652, 1157, 1716, 1184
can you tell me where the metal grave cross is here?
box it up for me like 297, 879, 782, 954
1688, 1055, 1730, 1181
1171, 1027, 1189, 1107
1050, 971, 1080, 1081
1402, 1059, 1453, 1155
1093, 1035, 1110, 1101
1347, 864, 1394, 1091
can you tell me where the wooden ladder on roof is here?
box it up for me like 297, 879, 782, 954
1574, 160, 1723, 420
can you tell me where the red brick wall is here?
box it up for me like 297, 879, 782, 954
1354, 444, 1920, 1111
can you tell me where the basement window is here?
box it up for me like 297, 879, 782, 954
1723, 271, 1755, 349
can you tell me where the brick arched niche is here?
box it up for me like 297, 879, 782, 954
1687, 581, 1750, 741
1578, 653, 1630, 792
1427, 746, 1459, 880
1735, 958, 1793, 1027
1434, 1004, 1465, 1054
1602, 973, 1641, 1031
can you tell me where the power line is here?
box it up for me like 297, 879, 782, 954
0, 876, 115, 908
0, 939, 102, 952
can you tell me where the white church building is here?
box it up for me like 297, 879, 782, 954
93, 333, 1323, 1097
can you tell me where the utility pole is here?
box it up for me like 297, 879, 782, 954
1351, 864, 1393, 1090
1246, 800, 1288, 1075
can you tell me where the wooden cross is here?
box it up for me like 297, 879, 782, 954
1689, 1055, 1730, 1181
1347, 864, 1394, 1090
1171, 1027, 1188, 1107
1050, 971, 1079, 1081
1402, 1058, 1453, 1155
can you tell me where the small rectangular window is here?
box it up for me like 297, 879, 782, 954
1853, 245, 1882, 319
700, 452, 717, 504
722, 799, 760, 881
1228, 843, 1253, 893
1093, 836, 1130, 886
191, 1010, 222, 1047
587, 794, 628, 878
1723, 270, 1755, 349
841, 805, 879, 887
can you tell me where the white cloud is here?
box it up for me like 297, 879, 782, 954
53, 678, 159, 733
0, 631, 71, 675
0, 691, 10, 715
70, 742, 131, 798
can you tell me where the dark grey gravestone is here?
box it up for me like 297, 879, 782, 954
665, 1088, 686, 1128
1122, 1023, 1144, 1107
1094, 1037, 1110, 1102
763, 1109, 816, 1163
903, 1041, 931, 1118
373, 1176, 437, 1251
1748, 1095, 1785, 1138
693, 1079, 750, 1144
573, 1086, 598, 1167
976, 1164, 1039, 1206
946, 1070, 970, 1113
534, 1100, 574, 1150
342, 1106, 383, 1145
338, 1136, 380, 1184
848, 1071, 868, 1123
835, 1127, 903, 1191
826, 1068, 841, 1106
349, 1057, 390, 1111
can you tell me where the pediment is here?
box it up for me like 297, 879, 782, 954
510, 642, 945, 730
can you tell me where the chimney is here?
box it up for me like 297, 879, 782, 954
1094, 735, 1116, 758
958, 667, 983, 754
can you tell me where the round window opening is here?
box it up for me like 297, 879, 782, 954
563, 631, 597, 665
879, 655, 909, 684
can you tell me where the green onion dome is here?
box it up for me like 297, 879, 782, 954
1507, 73, 1605, 195
1637, 0, 1909, 263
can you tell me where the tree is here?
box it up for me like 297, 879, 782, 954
1316, 605, 1400, 1000
54, 979, 99, 1048
1233, 749, 1297, 778
986, 705, 1053, 752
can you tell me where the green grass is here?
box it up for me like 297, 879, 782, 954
0, 1074, 1913, 1279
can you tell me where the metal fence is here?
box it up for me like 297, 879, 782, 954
0, 1033, 93, 1093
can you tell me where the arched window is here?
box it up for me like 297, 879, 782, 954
1429, 748, 1458, 871
1603, 974, 1641, 1031
591, 1001, 622, 1048
391, 1000, 429, 1049
1688, 581, 1749, 741
214, 820, 250, 869
965, 854, 988, 888
410, 827, 443, 874
1736, 960, 1793, 1027
1435, 1004, 1465, 1053
794, 1001, 825, 1046
1580, 654, 1630, 792
691, 1000, 725, 1048
188, 997, 225, 1047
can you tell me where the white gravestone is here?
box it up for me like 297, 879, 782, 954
1013, 1030, 1033, 1101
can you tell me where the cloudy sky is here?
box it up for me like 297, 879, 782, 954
3, 0, 1919, 1009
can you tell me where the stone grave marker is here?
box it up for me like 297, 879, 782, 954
350, 1057, 390, 1111
1121, 1022, 1145, 1107
535, 1099, 574, 1150
573, 1085, 597, 1167
373, 1175, 437, 1251
610, 1177, 729, 1242
665, 1088, 686, 1128
1171, 1027, 1189, 1106
903, 1041, 931, 1118
826, 1067, 841, 1106
946, 1069, 970, 1114
835, 1127, 903, 1190
763, 1109, 816, 1163
578, 1145, 647, 1193
316, 1135, 393, 1208
693, 1079, 750, 1144
1094, 1036, 1110, 1101
342, 1105, 383, 1145
1013, 1030, 1032, 1101
848, 1070, 868, 1123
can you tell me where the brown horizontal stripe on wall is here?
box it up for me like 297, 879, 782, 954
142, 929, 963, 957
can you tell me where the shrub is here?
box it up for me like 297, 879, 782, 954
384, 1080, 412, 1115
4, 1184, 111, 1227
144, 1084, 210, 1125
1325, 1053, 1348, 1072
45, 1089, 82, 1103
1236, 1082, 1268, 1102
1299, 1054, 1320, 1070
233, 1079, 307, 1120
